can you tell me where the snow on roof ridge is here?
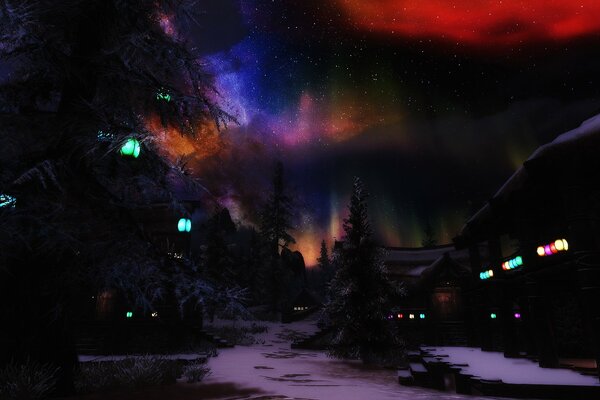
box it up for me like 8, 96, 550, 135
460, 112, 600, 237
529, 111, 600, 159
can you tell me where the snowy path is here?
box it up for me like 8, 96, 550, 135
199, 320, 511, 400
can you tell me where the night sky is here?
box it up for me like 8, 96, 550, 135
140, 1, 600, 263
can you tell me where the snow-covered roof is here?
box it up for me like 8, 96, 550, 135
384, 244, 457, 263
460, 112, 600, 238
494, 112, 600, 201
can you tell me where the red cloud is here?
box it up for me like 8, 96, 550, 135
337, 0, 600, 46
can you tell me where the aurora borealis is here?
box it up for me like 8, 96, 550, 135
155, 0, 600, 265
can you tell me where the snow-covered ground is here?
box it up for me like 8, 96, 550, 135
423, 346, 600, 386
198, 318, 509, 399
76, 318, 522, 399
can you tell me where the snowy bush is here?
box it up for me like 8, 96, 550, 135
74, 362, 122, 394
116, 356, 180, 388
182, 361, 211, 383
0, 360, 59, 400
75, 356, 181, 394
207, 324, 268, 346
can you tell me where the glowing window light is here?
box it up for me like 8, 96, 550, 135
490, 313, 497, 319
120, 138, 141, 158
419, 313, 426, 319
177, 218, 192, 232
409, 313, 415, 319
126, 311, 133, 318
480, 269, 494, 280
502, 256, 524, 271
514, 313, 521, 319
397, 313, 403, 319
537, 239, 569, 257
0, 194, 16, 208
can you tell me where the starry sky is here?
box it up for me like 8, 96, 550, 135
158, 0, 600, 265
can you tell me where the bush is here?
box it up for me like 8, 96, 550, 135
75, 356, 182, 394
181, 361, 211, 383
74, 362, 122, 394
0, 360, 59, 400
208, 324, 268, 346
116, 356, 180, 388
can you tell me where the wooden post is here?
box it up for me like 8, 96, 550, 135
526, 279, 559, 368
501, 284, 519, 357
467, 244, 483, 347
485, 235, 502, 351
563, 184, 600, 381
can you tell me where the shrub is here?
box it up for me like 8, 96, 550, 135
0, 360, 59, 400
74, 362, 122, 394
181, 361, 211, 383
75, 356, 182, 394
207, 324, 268, 346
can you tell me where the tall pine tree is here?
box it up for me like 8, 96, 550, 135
317, 240, 331, 271
421, 219, 438, 247
0, 1, 235, 394
324, 177, 402, 363
259, 161, 295, 312
316, 239, 334, 295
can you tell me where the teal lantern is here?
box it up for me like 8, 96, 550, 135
97, 130, 115, 142
126, 311, 133, 318
490, 313, 497, 319
0, 194, 16, 208
178, 218, 192, 232
120, 138, 141, 158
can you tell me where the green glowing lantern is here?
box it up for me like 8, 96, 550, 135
177, 218, 192, 233
126, 311, 133, 318
0, 194, 16, 208
490, 313, 497, 319
120, 138, 141, 158
156, 90, 172, 102
419, 313, 426, 319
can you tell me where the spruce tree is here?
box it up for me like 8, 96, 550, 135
317, 239, 334, 293
325, 177, 401, 363
260, 161, 295, 254
0, 1, 234, 394
259, 161, 295, 312
421, 219, 438, 247
317, 240, 331, 271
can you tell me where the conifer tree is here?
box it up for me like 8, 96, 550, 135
317, 239, 334, 292
324, 177, 402, 363
0, 1, 235, 394
421, 219, 438, 247
260, 161, 295, 255
317, 240, 331, 271
259, 161, 295, 312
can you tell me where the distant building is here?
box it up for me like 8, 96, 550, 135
384, 244, 488, 346
453, 113, 600, 380
386, 113, 600, 381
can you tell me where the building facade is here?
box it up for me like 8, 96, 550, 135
453, 114, 600, 380
387, 114, 600, 381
